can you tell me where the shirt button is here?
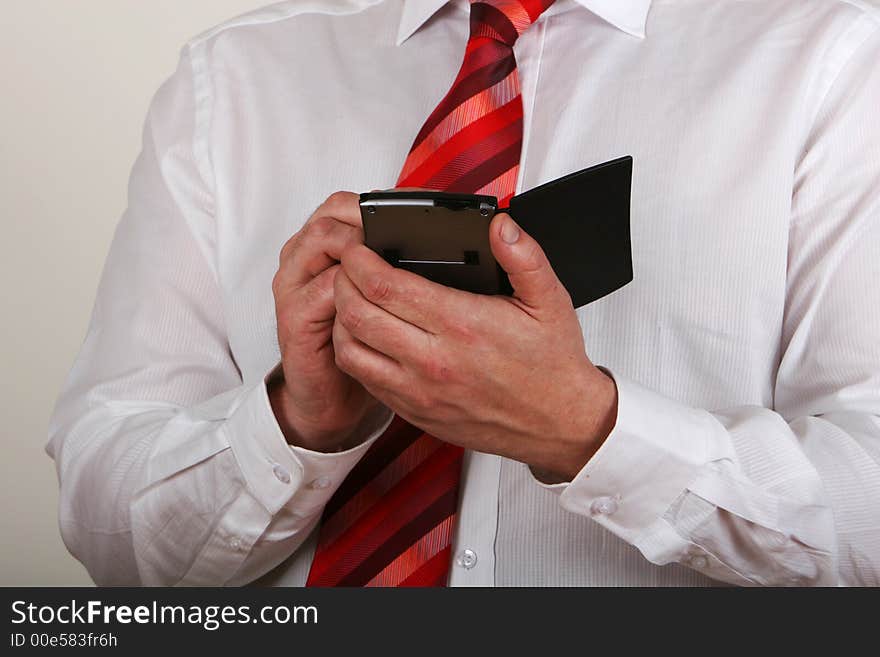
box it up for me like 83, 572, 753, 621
456, 549, 478, 570
690, 555, 709, 570
590, 496, 619, 516
272, 464, 292, 484
310, 476, 333, 490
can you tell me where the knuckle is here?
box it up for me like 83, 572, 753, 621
363, 274, 393, 304
338, 305, 364, 333
325, 190, 354, 209
303, 214, 334, 241
320, 191, 358, 221
271, 270, 285, 298
313, 214, 337, 238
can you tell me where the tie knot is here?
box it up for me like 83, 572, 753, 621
469, 0, 556, 47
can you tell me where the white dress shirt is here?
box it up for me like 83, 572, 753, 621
47, 0, 880, 587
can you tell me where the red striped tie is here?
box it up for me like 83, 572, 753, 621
306, 0, 555, 588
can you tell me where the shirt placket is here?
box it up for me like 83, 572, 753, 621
447, 15, 549, 588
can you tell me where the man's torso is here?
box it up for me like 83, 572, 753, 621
180, 0, 870, 585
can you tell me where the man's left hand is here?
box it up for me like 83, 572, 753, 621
332, 212, 618, 482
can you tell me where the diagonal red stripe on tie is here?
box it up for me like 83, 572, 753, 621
471, 2, 520, 45
400, 72, 520, 181
442, 137, 523, 193
520, 0, 556, 22
307, 444, 463, 586
317, 434, 444, 547
322, 417, 425, 520
336, 488, 459, 586
400, 97, 523, 188
398, 546, 454, 587
455, 38, 512, 85
423, 118, 523, 191
410, 48, 515, 152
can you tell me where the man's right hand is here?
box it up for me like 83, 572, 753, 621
269, 192, 382, 452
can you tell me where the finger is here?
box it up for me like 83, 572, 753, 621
334, 268, 431, 363
279, 219, 363, 289
489, 213, 572, 315
332, 318, 408, 391
340, 243, 480, 333
292, 264, 340, 322
275, 265, 340, 347
275, 190, 364, 289
313, 191, 363, 228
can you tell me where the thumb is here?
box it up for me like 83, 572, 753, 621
490, 213, 571, 312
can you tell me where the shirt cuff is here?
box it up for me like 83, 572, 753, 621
534, 369, 731, 545
224, 363, 394, 516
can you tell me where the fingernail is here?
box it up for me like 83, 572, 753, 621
501, 217, 521, 244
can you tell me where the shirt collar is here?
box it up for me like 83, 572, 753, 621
396, 0, 653, 45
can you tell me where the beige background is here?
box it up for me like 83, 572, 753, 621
1, 0, 261, 586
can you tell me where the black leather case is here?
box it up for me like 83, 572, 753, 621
504, 156, 633, 308
361, 156, 633, 309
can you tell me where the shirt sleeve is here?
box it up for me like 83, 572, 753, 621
45, 46, 393, 586
535, 19, 880, 586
